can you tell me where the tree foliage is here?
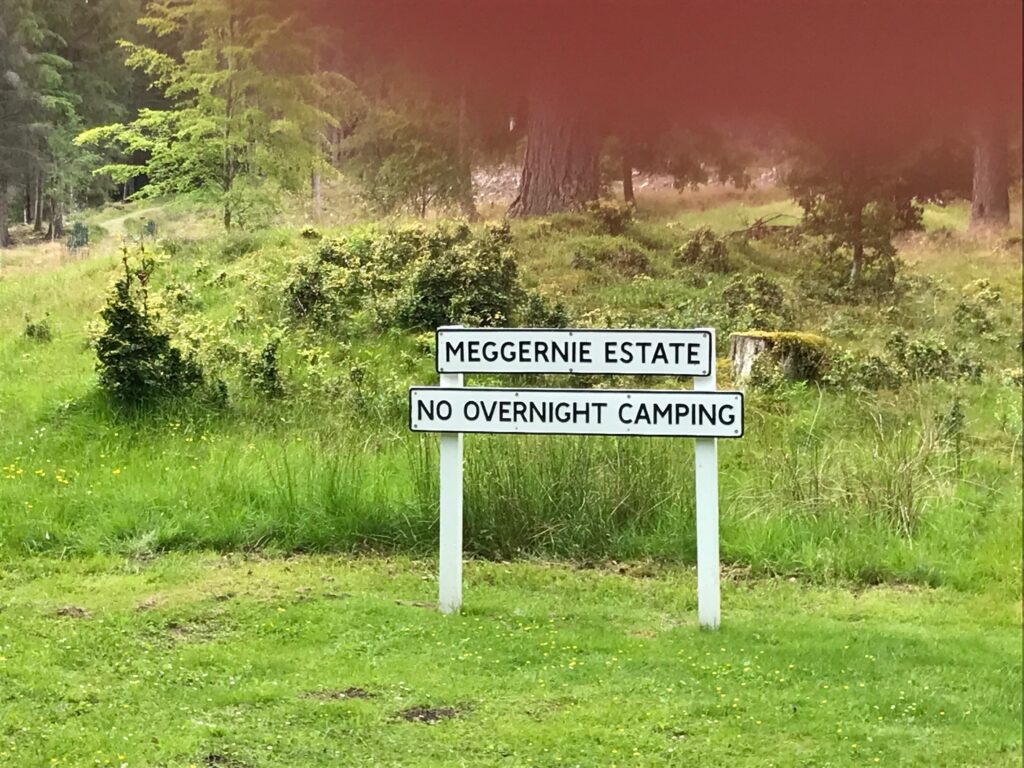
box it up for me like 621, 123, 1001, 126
77, 0, 328, 230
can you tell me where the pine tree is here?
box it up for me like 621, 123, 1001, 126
77, 0, 325, 230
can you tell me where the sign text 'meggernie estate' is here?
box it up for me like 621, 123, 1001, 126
411, 387, 743, 438
436, 328, 713, 376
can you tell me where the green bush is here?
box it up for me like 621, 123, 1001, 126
299, 225, 323, 241
95, 255, 207, 406
823, 350, 903, 390
584, 199, 634, 235
244, 339, 285, 398
675, 227, 732, 273
286, 221, 550, 331
23, 315, 53, 342
721, 273, 792, 330
570, 235, 652, 278
796, 234, 903, 302
67, 221, 90, 250
886, 331, 951, 380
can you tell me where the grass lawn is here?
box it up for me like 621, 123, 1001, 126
1, 554, 1019, 767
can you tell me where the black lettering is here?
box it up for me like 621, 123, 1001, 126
416, 400, 436, 420
535, 341, 550, 363
444, 341, 465, 364
437, 400, 452, 420
697, 403, 717, 425
653, 402, 673, 422
675, 403, 690, 423
552, 341, 570, 363
652, 343, 668, 365
513, 401, 528, 421
480, 400, 498, 421
688, 343, 701, 366
482, 341, 498, 362
620, 341, 634, 364
579, 341, 592, 363
719, 404, 736, 425
634, 403, 651, 424
466, 340, 480, 361
669, 342, 686, 365
464, 401, 479, 421
501, 341, 517, 363
618, 403, 634, 423
555, 402, 572, 422
605, 341, 617, 363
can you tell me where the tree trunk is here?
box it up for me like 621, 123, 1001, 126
24, 176, 32, 224
849, 201, 864, 287
32, 173, 43, 233
47, 197, 65, 240
622, 153, 635, 207
507, 84, 599, 218
311, 167, 322, 222
0, 175, 11, 248
970, 114, 1010, 231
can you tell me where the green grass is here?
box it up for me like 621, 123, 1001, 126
0, 554, 1019, 767
0, 195, 1020, 593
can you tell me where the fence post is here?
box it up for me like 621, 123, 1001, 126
693, 328, 721, 629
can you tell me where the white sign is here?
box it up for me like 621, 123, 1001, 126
435, 328, 713, 377
414, 325, 733, 630
410, 387, 743, 438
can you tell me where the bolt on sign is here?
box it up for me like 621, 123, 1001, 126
410, 327, 744, 629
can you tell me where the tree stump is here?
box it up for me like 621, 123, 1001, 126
729, 331, 829, 383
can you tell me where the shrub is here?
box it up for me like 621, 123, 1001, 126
520, 291, 571, 328
570, 236, 651, 278
584, 199, 634, 235
886, 331, 960, 381
391, 228, 521, 329
221, 233, 262, 261
286, 221, 548, 331
823, 350, 903, 390
796, 234, 903, 302
67, 222, 90, 251
23, 315, 53, 342
675, 227, 731, 273
299, 225, 322, 241
721, 273, 791, 330
95, 254, 206, 406
244, 339, 285, 398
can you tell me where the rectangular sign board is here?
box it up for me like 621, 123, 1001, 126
435, 328, 713, 377
410, 387, 743, 438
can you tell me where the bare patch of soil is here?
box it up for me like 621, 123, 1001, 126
56, 605, 91, 619
399, 706, 459, 723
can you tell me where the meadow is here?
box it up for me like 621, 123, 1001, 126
0, 188, 1020, 765
0, 192, 1020, 590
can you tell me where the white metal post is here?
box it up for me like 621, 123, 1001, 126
438, 332, 465, 614
693, 328, 720, 629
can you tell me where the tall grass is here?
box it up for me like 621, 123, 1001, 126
1, 380, 1018, 593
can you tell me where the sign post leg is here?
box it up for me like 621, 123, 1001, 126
438, 370, 464, 614
694, 330, 720, 629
